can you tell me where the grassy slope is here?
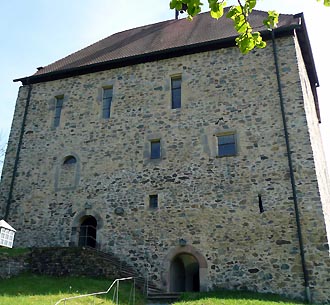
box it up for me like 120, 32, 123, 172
0, 274, 312, 305
0, 273, 145, 305
0, 247, 30, 256
174, 291, 309, 305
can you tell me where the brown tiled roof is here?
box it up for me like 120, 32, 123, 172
15, 9, 312, 85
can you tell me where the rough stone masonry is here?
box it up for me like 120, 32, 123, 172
0, 12, 330, 304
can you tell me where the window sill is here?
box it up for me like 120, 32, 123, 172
216, 154, 237, 158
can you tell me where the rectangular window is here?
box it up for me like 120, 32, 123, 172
171, 76, 181, 109
54, 96, 63, 128
149, 194, 158, 209
0, 228, 14, 248
102, 87, 113, 119
150, 140, 161, 159
217, 134, 237, 157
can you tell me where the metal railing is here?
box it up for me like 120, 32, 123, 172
54, 276, 135, 305
144, 271, 149, 296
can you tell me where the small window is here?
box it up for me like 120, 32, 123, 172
171, 76, 181, 109
54, 96, 64, 127
102, 87, 113, 119
63, 156, 77, 165
0, 228, 15, 248
217, 134, 237, 157
150, 140, 161, 159
149, 194, 158, 209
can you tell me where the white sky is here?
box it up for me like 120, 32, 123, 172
0, 0, 329, 174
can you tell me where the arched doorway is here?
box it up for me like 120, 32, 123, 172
170, 253, 200, 292
164, 245, 208, 292
78, 216, 97, 248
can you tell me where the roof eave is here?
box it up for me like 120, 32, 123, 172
292, 13, 321, 122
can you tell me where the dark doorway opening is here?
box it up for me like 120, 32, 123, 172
170, 253, 200, 292
78, 216, 97, 248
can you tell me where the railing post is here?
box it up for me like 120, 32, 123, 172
146, 271, 149, 297
133, 278, 136, 305
116, 280, 119, 305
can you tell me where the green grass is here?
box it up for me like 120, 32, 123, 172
0, 247, 31, 257
0, 274, 314, 305
0, 273, 145, 305
173, 290, 309, 305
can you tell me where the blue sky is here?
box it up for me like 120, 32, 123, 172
0, 0, 329, 173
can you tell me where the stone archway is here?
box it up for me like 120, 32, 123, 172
78, 215, 97, 248
70, 211, 103, 248
170, 253, 200, 292
163, 245, 208, 292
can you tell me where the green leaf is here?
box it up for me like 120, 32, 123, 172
256, 41, 267, 49
324, 0, 330, 6
168, 0, 282, 54
210, 8, 224, 19
170, 0, 183, 10
251, 32, 267, 49
236, 35, 254, 54
169, 0, 177, 9
184, 0, 203, 18
209, 1, 226, 19
235, 5, 242, 13
247, 0, 257, 10
235, 21, 248, 34
187, 5, 201, 17
263, 10, 279, 29
226, 8, 236, 19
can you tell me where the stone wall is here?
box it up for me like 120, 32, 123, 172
292, 32, 330, 303
29, 247, 143, 281
0, 85, 30, 218
0, 247, 145, 284
0, 251, 30, 279
0, 34, 329, 303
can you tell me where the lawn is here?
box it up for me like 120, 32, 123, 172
0, 247, 30, 257
173, 290, 309, 305
0, 274, 312, 305
0, 273, 145, 305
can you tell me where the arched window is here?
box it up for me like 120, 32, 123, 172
55, 154, 80, 191
79, 216, 97, 248
63, 155, 77, 165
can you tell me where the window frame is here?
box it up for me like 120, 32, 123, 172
171, 75, 182, 109
149, 194, 158, 209
217, 133, 237, 157
102, 87, 113, 119
63, 155, 77, 165
55, 153, 80, 192
0, 228, 15, 248
150, 139, 161, 159
54, 95, 64, 128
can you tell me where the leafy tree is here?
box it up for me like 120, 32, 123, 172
169, 0, 329, 53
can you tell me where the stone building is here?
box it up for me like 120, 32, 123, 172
1, 9, 330, 304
